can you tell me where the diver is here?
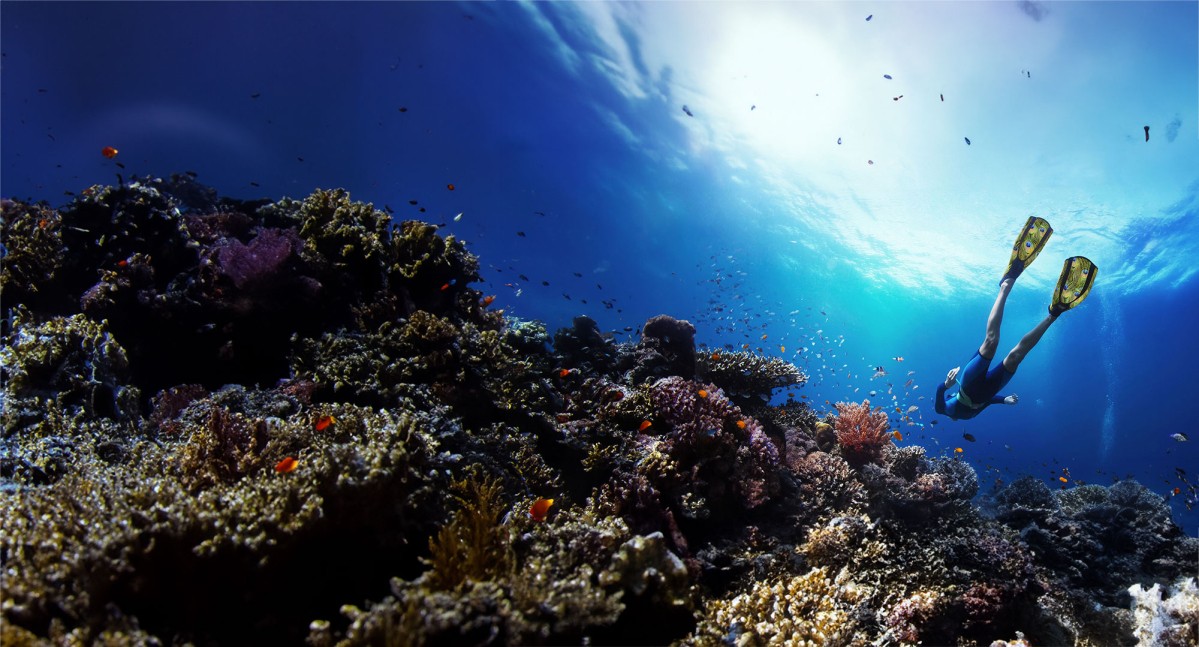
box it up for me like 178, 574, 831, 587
936, 217, 1097, 420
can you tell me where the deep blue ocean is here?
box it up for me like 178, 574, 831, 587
2, 1, 1197, 536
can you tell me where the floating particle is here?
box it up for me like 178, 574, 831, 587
517, 231, 526, 237
250, 92, 261, 99
1144, 125, 1150, 142
868, 160, 874, 165
751, 105, 756, 111
883, 74, 892, 80
893, 95, 903, 101
940, 93, 944, 101
866, 14, 873, 21
837, 137, 842, 145
682, 105, 694, 117
964, 137, 971, 145
399, 106, 408, 112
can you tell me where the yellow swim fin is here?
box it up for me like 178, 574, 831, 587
1002, 216, 1053, 284
1049, 256, 1097, 317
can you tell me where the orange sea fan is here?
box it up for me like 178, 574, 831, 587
833, 399, 892, 466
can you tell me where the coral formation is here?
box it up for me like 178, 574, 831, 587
3, 177, 1197, 646
832, 399, 892, 466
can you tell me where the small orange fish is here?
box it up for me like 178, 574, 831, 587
558, 368, 571, 378
742, 343, 750, 349
315, 415, 336, 431
779, 345, 785, 353
1058, 476, 1068, 483
639, 420, 653, 431
697, 389, 709, 399
736, 420, 747, 430
711, 352, 721, 360
116, 259, 129, 268
440, 282, 451, 291
101, 146, 119, 159
275, 457, 298, 473
447, 183, 455, 191
1173, 487, 1181, 495
760, 334, 768, 340
480, 295, 496, 307
892, 430, 903, 441
529, 497, 554, 522
954, 447, 963, 454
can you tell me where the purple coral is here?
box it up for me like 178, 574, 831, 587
649, 376, 779, 509
214, 227, 301, 289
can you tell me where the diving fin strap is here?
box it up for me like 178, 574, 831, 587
1002, 216, 1053, 285
1049, 256, 1097, 317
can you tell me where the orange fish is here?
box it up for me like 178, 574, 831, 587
954, 447, 963, 454
760, 334, 768, 340
780, 345, 785, 353
736, 420, 747, 430
447, 183, 455, 191
1173, 487, 1181, 495
480, 295, 496, 307
711, 352, 721, 360
275, 457, 298, 473
558, 368, 571, 378
697, 389, 709, 399
639, 420, 653, 431
440, 282, 451, 291
1058, 476, 1068, 483
101, 146, 119, 159
315, 415, 336, 431
529, 497, 554, 522
892, 430, 903, 441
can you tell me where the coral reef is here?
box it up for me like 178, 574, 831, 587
3, 177, 1197, 646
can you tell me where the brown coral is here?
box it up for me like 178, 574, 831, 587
833, 400, 892, 467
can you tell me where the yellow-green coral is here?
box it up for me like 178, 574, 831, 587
699, 351, 807, 397
423, 473, 514, 591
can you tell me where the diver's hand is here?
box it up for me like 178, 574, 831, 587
945, 367, 960, 387
1004, 394, 1019, 405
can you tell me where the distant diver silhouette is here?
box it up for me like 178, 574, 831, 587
936, 217, 1097, 420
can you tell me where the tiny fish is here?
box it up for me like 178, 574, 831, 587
454, 213, 463, 222
529, 497, 554, 522
101, 146, 119, 158
893, 95, 903, 101
1170, 433, 1188, 442
480, 295, 496, 307
250, 93, 261, 99
639, 420, 653, 431
558, 368, 571, 378
697, 389, 709, 399
868, 160, 874, 165
736, 420, 747, 430
893, 357, 904, 362
1058, 476, 1069, 483
866, 14, 872, 21
315, 415, 336, 431
963, 433, 976, 442
954, 447, 964, 454
940, 94, 944, 102
275, 457, 299, 473
883, 74, 892, 80
682, 105, 694, 117
837, 137, 842, 145
447, 183, 455, 191
892, 430, 903, 441
964, 137, 971, 145
906, 405, 918, 414
1144, 125, 1150, 142
517, 231, 526, 237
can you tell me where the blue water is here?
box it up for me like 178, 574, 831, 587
2, 1, 1197, 534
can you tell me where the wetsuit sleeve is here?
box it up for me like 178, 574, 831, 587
935, 382, 947, 415
988, 395, 1006, 405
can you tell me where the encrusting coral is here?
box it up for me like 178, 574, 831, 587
3, 178, 1197, 646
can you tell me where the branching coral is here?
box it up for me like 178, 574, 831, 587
833, 400, 892, 467
423, 473, 514, 591
1128, 577, 1198, 647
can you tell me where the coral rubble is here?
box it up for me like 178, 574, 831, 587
2, 178, 1196, 646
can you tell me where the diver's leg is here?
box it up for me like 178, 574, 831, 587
1002, 314, 1057, 372
980, 278, 1015, 358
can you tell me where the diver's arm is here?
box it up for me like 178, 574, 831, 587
935, 382, 948, 415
